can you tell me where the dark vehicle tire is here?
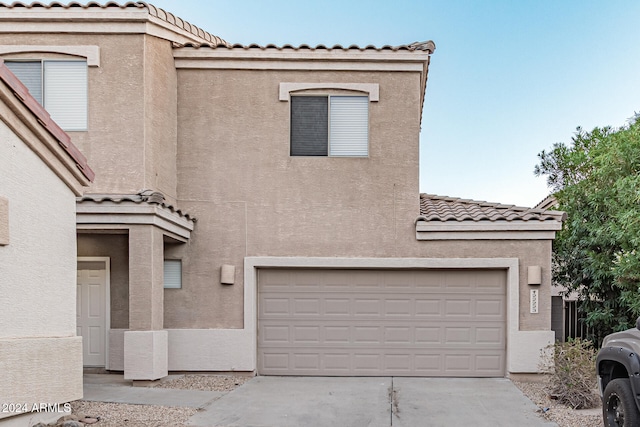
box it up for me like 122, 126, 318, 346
603, 378, 640, 427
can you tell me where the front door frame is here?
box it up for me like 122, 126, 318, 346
77, 256, 110, 369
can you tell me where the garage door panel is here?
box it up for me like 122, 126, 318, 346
445, 299, 472, 316
415, 299, 441, 316
260, 348, 505, 377
293, 325, 320, 343
292, 298, 321, 315
384, 299, 412, 316
476, 327, 504, 345
353, 299, 383, 316
260, 321, 505, 348
476, 299, 504, 316
261, 297, 289, 315
325, 298, 350, 315
258, 269, 506, 377
325, 326, 350, 343
262, 325, 289, 344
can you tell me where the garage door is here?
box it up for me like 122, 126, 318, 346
258, 268, 506, 377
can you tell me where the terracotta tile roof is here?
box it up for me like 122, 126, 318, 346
175, 40, 436, 54
0, 1, 229, 46
418, 194, 566, 223
78, 190, 196, 221
0, 59, 94, 181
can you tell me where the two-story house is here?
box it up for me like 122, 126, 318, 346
0, 1, 564, 387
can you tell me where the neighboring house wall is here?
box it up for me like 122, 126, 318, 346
0, 120, 81, 422
0, 60, 92, 423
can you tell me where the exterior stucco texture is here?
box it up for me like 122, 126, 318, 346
0, 3, 561, 378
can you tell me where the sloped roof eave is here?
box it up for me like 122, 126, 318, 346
0, 1, 230, 46
416, 193, 566, 240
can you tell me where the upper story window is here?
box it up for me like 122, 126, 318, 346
5, 60, 87, 131
290, 95, 369, 157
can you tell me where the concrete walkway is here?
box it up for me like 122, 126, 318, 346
83, 374, 223, 408
82, 374, 557, 427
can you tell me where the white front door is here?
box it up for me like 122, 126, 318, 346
77, 268, 107, 367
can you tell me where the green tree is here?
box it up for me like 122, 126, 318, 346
535, 117, 640, 342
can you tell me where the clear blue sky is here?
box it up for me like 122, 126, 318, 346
149, 0, 640, 207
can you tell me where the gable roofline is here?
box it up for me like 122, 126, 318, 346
0, 1, 229, 46
0, 58, 94, 194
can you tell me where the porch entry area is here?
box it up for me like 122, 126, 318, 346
76, 191, 195, 380
77, 258, 110, 367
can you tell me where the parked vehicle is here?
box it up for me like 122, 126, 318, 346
597, 317, 640, 426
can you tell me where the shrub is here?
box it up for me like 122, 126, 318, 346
540, 338, 600, 409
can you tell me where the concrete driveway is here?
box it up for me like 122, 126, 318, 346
188, 377, 556, 427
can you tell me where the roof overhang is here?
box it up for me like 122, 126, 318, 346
173, 47, 431, 72
77, 199, 194, 243
173, 44, 434, 123
415, 220, 563, 240
0, 3, 227, 46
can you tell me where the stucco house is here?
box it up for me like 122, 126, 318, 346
0, 2, 565, 382
0, 59, 93, 424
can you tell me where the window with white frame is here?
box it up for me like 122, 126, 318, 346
5, 60, 87, 131
163, 259, 182, 289
290, 95, 369, 157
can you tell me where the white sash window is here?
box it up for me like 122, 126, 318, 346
6, 60, 87, 131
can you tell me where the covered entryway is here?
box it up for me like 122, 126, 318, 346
77, 258, 109, 367
258, 268, 506, 377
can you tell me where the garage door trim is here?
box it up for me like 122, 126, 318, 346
242, 257, 528, 375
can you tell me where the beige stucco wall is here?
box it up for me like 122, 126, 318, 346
166, 68, 422, 329
143, 34, 178, 203
0, 33, 178, 203
0, 119, 82, 415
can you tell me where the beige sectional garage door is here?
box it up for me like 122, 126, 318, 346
258, 268, 506, 377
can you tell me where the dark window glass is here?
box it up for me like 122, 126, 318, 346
290, 96, 328, 156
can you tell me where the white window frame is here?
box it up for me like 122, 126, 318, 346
289, 94, 369, 157
5, 59, 88, 131
163, 259, 182, 289
282, 83, 378, 158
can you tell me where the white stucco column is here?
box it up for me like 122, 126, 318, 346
124, 225, 167, 380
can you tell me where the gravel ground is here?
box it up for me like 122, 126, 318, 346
68, 401, 197, 427
57, 375, 603, 427
61, 375, 250, 427
512, 380, 603, 427
149, 373, 252, 392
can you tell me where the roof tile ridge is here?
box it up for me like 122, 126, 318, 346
138, 1, 229, 46
181, 41, 437, 52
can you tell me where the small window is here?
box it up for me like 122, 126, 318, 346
5, 60, 87, 131
290, 95, 368, 157
163, 260, 182, 289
